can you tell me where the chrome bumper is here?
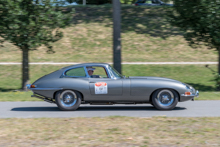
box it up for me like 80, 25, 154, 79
26, 84, 31, 89
195, 90, 199, 97
181, 90, 199, 97
26, 84, 63, 91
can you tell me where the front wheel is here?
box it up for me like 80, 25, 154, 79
152, 89, 179, 110
55, 90, 81, 111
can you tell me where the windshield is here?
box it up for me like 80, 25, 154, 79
108, 66, 123, 79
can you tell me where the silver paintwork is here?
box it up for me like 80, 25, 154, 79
27, 63, 198, 104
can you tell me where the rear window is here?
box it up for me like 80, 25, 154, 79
65, 67, 86, 77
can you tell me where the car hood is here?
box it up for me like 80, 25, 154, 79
128, 76, 182, 83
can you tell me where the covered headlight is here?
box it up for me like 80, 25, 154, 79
182, 83, 194, 92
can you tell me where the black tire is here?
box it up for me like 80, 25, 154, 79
55, 90, 82, 111
152, 89, 178, 110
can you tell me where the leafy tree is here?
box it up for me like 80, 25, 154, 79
168, 0, 220, 90
0, 0, 73, 91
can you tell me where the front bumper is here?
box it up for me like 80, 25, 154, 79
181, 90, 199, 97
180, 90, 199, 102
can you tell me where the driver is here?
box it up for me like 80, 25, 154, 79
87, 66, 100, 78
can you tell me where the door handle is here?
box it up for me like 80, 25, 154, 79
89, 82, 95, 83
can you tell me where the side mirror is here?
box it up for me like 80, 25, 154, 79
123, 75, 126, 78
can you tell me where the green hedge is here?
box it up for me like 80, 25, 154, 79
120, 0, 136, 4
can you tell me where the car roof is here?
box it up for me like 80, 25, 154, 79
61, 63, 111, 70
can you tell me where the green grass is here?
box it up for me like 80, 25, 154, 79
0, 64, 219, 101
0, 6, 218, 63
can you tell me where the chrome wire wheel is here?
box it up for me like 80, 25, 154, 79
152, 89, 178, 110
60, 90, 77, 107
157, 89, 174, 107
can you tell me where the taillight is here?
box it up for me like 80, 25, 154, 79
135, 3, 138, 6
30, 85, 37, 88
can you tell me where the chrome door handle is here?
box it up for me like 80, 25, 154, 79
89, 82, 95, 83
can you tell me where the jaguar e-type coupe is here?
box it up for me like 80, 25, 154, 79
27, 63, 199, 111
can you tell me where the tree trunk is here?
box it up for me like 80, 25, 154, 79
218, 47, 220, 75
83, 0, 86, 5
22, 46, 29, 91
218, 47, 220, 91
113, 0, 121, 74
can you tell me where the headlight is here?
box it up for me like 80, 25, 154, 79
182, 83, 190, 89
182, 83, 194, 92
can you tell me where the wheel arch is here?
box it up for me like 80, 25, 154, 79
53, 89, 84, 101
149, 88, 181, 103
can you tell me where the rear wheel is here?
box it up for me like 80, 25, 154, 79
55, 90, 81, 111
152, 89, 178, 110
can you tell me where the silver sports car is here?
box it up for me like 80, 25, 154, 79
27, 63, 199, 111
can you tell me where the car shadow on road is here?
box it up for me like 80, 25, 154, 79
11, 106, 186, 111
77, 106, 186, 111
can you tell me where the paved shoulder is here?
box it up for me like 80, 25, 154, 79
0, 101, 219, 118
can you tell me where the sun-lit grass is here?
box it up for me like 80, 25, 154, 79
0, 64, 219, 101
0, 117, 219, 146
0, 6, 218, 63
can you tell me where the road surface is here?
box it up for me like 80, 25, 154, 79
0, 101, 219, 118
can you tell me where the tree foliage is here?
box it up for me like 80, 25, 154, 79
168, 0, 220, 48
167, 0, 220, 90
0, 0, 73, 52
0, 0, 74, 90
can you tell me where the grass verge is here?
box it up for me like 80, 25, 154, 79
0, 64, 219, 101
0, 117, 219, 146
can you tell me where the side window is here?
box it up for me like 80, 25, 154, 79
86, 66, 109, 78
65, 67, 86, 77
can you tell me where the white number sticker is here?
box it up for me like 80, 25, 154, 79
95, 82, 108, 94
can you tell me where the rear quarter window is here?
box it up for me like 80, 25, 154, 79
65, 67, 86, 77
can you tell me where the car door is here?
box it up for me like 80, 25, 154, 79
89, 77, 123, 96
86, 65, 123, 96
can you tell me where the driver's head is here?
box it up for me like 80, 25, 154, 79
87, 66, 95, 76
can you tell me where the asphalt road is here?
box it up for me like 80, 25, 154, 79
0, 101, 220, 118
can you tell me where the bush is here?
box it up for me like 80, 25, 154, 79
120, 0, 136, 4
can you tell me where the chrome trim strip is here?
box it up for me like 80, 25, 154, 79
62, 66, 88, 78
181, 94, 196, 97
195, 90, 199, 97
105, 65, 114, 79
28, 88, 63, 91
62, 65, 111, 79
84, 66, 90, 78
